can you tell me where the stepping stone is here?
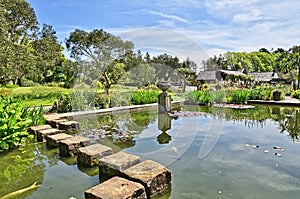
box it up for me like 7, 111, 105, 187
98, 151, 141, 180
59, 136, 92, 157
85, 176, 147, 199
123, 160, 172, 197
46, 133, 73, 148
45, 114, 64, 123
58, 121, 80, 131
48, 119, 68, 128
77, 144, 113, 167
37, 128, 63, 142
27, 124, 52, 136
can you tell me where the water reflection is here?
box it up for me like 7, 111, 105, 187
157, 114, 172, 144
191, 105, 300, 142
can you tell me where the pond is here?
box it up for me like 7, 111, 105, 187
1, 105, 300, 199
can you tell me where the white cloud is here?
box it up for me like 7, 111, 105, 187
148, 10, 190, 24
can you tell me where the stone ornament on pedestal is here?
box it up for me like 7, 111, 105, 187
157, 82, 172, 114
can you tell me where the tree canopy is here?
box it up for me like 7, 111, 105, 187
66, 29, 134, 93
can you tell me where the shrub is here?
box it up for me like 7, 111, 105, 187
186, 90, 213, 104
291, 90, 300, 99
131, 90, 159, 105
0, 95, 45, 151
95, 93, 110, 108
227, 89, 249, 104
211, 90, 226, 103
50, 94, 73, 113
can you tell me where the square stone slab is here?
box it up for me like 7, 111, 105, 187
77, 144, 113, 167
85, 176, 147, 199
46, 133, 73, 148
37, 128, 63, 142
59, 120, 80, 131
48, 119, 68, 128
123, 160, 172, 197
27, 124, 52, 136
59, 136, 92, 157
99, 151, 141, 180
45, 114, 64, 123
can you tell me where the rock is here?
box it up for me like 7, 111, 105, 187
123, 160, 171, 198
59, 136, 92, 157
77, 144, 113, 167
37, 128, 63, 142
85, 177, 147, 199
58, 121, 80, 131
27, 124, 52, 136
98, 151, 141, 180
46, 133, 73, 148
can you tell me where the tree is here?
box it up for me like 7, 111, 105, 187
66, 29, 134, 94
150, 53, 182, 81
0, 0, 39, 85
33, 24, 65, 83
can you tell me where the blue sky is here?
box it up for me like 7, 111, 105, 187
27, 0, 300, 61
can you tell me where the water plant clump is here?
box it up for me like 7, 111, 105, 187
0, 95, 45, 151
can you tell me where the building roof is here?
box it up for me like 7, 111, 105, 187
218, 69, 245, 76
249, 72, 273, 82
197, 71, 218, 81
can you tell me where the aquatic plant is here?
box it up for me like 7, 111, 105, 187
0, 95, 45, 151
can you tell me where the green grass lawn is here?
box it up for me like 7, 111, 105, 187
1, 86, 70, 107
0, 84, 186, 108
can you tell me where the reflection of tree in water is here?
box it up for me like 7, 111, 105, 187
196, 105, 300, 141
0, 142, 50, 197
125, 110, 157, 133
278, 109, 300, 141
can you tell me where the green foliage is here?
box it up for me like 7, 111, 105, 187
66, 29, 134, 94
0, 95, 45, 151
131, 90, 159, 105
227, 89, 249, 104
248, 84, 289, 101
186, 90, 212, 104
95, 93, 110, 109
50, 94, 72, 113
291, 90, 300, 99
211, 90, 226, 103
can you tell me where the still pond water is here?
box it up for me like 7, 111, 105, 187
1, 105, 300, 199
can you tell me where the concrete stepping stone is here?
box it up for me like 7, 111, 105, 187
44, 114, 63, 120
46, 133, 73, 148
123, 160, 172, 197
48, 119, 68, 128
59, 136, 92, 157
98, 151, 141, 180
58, 120, 80, 131
27, 124, 52, 136
37, 128, 63, 142
77, 144, 113, 167
85, 176, 147, 199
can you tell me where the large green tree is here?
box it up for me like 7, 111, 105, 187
33, 24, 65, 83
0, 0, 38, 85
66, 29, 134, 93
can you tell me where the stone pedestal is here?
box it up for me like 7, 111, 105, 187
37, 128, 63, 142
99, 151, 141, 180
77, 144, 113, 167
85, 177, 147, 199
123, 160, 172, 198
59, 136, 92, 157
46, 133, 73, 148
58, 121, 80, 131
158, 92, 171, 114
27, 124, 52, 136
